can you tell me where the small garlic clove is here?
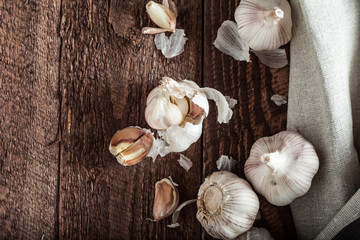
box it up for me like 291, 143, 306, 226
153, 177, 179, 221
197, 171, 260, 239
214, 20, 250, 62
109, 126, 154, 166
244, 131, 319, 206
235, 0, 292, 51
253, 49, 288, 69
144, 1, 176, 34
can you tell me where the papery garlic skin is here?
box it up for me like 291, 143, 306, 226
235, 0, 292, 51
235, 227, 273, 240
197, 171, 259, 240
153, 177, 179, 221
245, 131, 319, 206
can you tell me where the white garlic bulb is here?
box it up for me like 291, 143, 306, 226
244, 131, 319, 206
235, 227, 273, 240
196, 171, 259, 240
235, 0, 292, 51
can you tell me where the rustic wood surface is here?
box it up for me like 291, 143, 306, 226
0, 0, 296, 239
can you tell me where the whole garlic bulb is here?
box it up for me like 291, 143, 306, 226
196, 171, 259, 240
234, 0, 292, 51
244, 131, 319, 206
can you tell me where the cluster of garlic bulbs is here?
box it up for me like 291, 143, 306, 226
214, 0, 292, 68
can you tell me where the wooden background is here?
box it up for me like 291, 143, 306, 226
0, 0, 297, 239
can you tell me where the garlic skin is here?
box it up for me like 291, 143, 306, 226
235, 227, 273, 240
245, 131, 319, 206
152, 177, 179, 221
154, 29, 188, 58
197, 171, 260, 240
109, 126, 154, 166
142, 0, 176, 34
235, 0, 292, 51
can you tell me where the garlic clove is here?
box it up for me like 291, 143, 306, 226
253, 49, 288, 68
214, 20, 250, 62
152, 177, 179, 221
109, 126, 154, 166
143, 1, 176, 34
235, 0, 292, 51
244, 131, 319, 206
197, 171, 260, 240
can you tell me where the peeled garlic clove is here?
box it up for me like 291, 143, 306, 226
235, 227, 273, 240
154, 29, 188, 58
142, 1, 176, 34
253, 49, 288, 68
153, 177, 179, 221
235, 0, 292, 51
245, 131, 319, 206
109, 126, 154, 166
214, 20, 250, 62
197, 171, 260, 240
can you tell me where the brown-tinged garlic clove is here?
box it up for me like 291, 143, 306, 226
153, 177, 179, 221
109, 126, 154, 166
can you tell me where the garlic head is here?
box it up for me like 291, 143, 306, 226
152, 177, 179, 221
196, 171, 259, 240
109, 126, 154, 166
244, 131, 319, 206
145, 77, 209, 130
235, 0, 292, 51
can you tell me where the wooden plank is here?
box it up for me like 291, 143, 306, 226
0, 0, 61, 239
58, 0, 203, 239
202, 0, 297, 239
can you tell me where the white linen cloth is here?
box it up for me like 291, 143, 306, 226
287, 0, 360, 239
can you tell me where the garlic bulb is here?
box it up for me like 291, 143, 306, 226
235, 0, 292, 51
244, 131, 319, 206
142, 0, 177, 34
197, 171, 259, 240
235, 227, 273, 240
152, 177, 179, 221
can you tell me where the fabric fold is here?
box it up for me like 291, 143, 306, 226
287, 0, 360, 239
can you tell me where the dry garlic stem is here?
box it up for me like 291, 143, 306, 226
152, 177, 179, 221
235, 0, 292, 51
109, 126, 154, 166
142, 0, 177, 34
197, 171, 259, 240
245, 131, 319, 206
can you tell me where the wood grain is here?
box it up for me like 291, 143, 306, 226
202, 0, 297, 239
0, 0, 61, 239
58, 0, 202, 239
0, 0, 297, 239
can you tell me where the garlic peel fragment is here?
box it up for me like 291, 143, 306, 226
214, 20, 250, 62
253, 49, 288, 68
197, 171, 259, 239
167, 199, 197, 228
200, 87, 233, 124
271, 94, 287, 106
177, 154, 193, 172
235, 227, 273, 240
154, 29, 188, 58
216, 155, 237, 172
245, 131, 319, 206
225, 96, 238, 109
